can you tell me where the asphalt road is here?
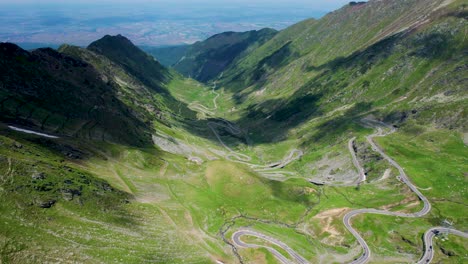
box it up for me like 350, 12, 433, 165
417, 227, 468, 264
343, 120, 468, 263
189, 74, 304, 180
209, 115, 465, 263
188, 80, 220, 116
207, 118, 302, 180
343, 123, 434, 264
232, 229, 309, 264
230, 120, 466, 264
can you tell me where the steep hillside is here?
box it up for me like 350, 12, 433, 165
59, 46, 194, 126
220, 0, 456, 92
142, 44, 189, 67
84, 35, 199, 121
88, 35, 170, 94
0, 35, 218, 264
0, 1, 467, 264
211, 0, 468, 144
0, 124, 211, 263
0, 35, 203, 147
154, 29, 277, 82
0, 43, 150, 146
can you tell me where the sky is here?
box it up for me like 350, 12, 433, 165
0, 0, 354, 47
0, 0, 351, 7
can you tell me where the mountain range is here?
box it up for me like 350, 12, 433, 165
0, 0, 466, 263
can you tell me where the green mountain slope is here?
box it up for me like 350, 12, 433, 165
220, 0, 457, 92
0, 35, 200, 147
214, 0, 467, 144
84, 35, 198, 121
0, 0, 467, 263
0, 43, 150, 146
0, 35, 217, 263
152, 29, 277, 82
142, 44, 189, 67
88, 34, 170, 94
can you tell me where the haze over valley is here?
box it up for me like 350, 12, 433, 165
0, 0, 351, 48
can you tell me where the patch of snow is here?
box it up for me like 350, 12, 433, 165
8, 126, 59, 139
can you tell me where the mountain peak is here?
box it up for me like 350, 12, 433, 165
163, 28, 277, 82
88, 34, 169, 92
0, 42, 29, 58
102, 34, 130, 42
88, 34, 136, 53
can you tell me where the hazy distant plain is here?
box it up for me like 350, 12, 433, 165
0, 1, 350, 47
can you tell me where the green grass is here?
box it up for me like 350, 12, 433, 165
0, 130, 211, 263
1, 1, 467, 263
2, 95, 467, 264
166, 77, 235, 117
432, 234, 468, 264
377, 130, 468, 226
344, 129, 468, 262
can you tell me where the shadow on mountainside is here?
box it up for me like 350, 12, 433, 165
0, 43, 154, 148
88, 34, 170, 95
185, 18, 466, 147
302, 102, 374, 147
200, 33, 405, 146
0, 38, 204, 151
224, 41, 300, 101
266, 180, 317, 208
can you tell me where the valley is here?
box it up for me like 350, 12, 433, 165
0, 0, 467, 263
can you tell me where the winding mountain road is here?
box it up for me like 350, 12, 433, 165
186, 81, 466, 263
232, 229, 309, 264
230, 120, 466, 264
188, 81, 220, 116
417, 227, 468, 264
208, 119, 303, 180
343, 120, 467, 264
344, 123, 431, 264
191, 82, 303, 180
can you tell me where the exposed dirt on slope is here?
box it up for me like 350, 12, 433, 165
312, 207, 349, 246
380, 195, 419, 211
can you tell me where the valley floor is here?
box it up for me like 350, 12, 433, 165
2, 80, 466, 263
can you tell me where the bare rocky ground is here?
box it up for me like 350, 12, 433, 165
306, 150, 360, 186
152, 132, 211, 162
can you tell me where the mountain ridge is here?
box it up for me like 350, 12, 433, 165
88, 34, 170, 94
0, 0, 466, 263
219, 0, 457, 92
149, 28, 278, 82
0, 42, 152, 146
